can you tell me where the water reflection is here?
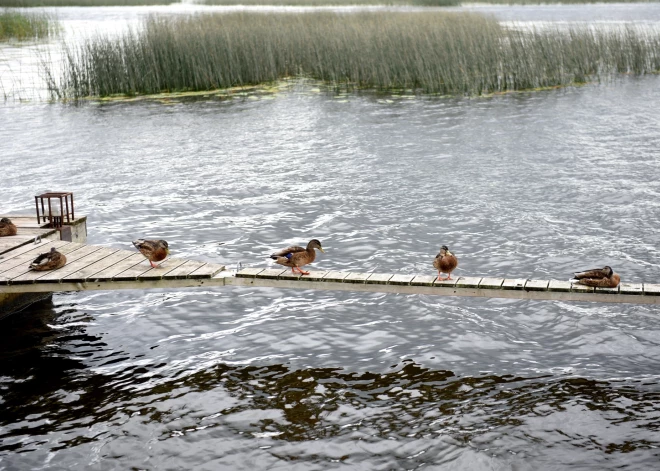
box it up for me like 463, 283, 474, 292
1, 305, 659, 468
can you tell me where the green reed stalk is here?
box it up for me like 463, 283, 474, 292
45, 12, 660, 99
0, 9, 54, 41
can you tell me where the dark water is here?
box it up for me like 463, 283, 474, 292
2, 4, 660, 470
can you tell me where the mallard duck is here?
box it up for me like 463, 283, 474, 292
270, 239, 325, 275
0, 218, 17, 237
30, 247, 67, 271
132, 239, 169, 267
571, 266, 620, 288
433, 245, 458, 280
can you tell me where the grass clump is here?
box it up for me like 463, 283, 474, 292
46, 12, 660, 99
0, 9, 54, 41
0, 0, 177, 6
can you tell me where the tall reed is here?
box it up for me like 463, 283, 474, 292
0, 9, 53, 41
46, 12, 660, 99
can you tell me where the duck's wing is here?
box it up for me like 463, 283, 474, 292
30, 252, 51, 267
573, 268, 608, 279
270, 245, 306, 259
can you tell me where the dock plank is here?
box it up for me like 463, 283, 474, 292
257, 269, 288, 279
62, 249, 136, 282
344, 272, 371, 283
571, 283, 594, 293
456, 277, 482, 289
298, 270, 329, 281
188, 263, 225, 279
390, 274, 415, 285
33, 247, 118, 283
9, 245, 108, 284
322, 271, 350, 282
525, 280, 549, 291
411, 275, 437, 286
139, 258, 197, 281
366, 273, 393, 285
0, 243, 86, 284
0, 241, 71, 274
619, 283, 643, 295
0, 239, 69, 264
644, 284, 660, 296
236, 268, 265, 278
502, 279, 527, 290
89, 253, 147, 280
433, 277, 457, 287
278, 270, 302, 281
479, 278, 504, 289
548, 280, 572, 292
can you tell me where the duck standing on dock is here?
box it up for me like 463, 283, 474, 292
270, 239, 325, 275
571, 266, 620, 288
0, 218, 17, 236
133, 239, 170, 268
30, 247, 67, 271
434, 245, 458, 280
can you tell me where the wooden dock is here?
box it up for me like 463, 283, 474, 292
0, 217, 59, 255
1, 245, 659, 305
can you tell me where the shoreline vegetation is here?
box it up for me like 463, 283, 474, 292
0, 9, 54, 41
45, 11, 660, 99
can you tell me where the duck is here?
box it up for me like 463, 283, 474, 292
433, 245, 458, 280
30, 247, 67, 271
132, 239, 170, 268
270, 239, 325, 275
0, 218, 17, 237
571, 266, 620, 288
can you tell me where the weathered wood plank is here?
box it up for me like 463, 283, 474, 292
571, 283, 594, 293
322, 271, 350, 282
390, 274, 415, 285
479, 277, 504, 289
299, 270, 329, 281
0, 243, 87, 284
502, 279, 527, 290
257, 268, 288, 279
236, 267, 266, 278
644, 284, 660, 296
143, 259, 202, 281
187, 263, 225, 279
411, 275, 437, 286
62, 249, 135, 282
344, 272, 371, 284
113, 257, 188, 281
434, 277, 457, 287
456, 277, 482, 289
366, 273, 393, 285
595, 286, 619, 294
278, 270, 302, 281
10, 245, 108, 284
548, 280, 572, 292
525, 280, 549, 291
0, 241, 71, 274
89, 253, 147, 280
0, 239, 69, 265
33, 247, 118, 283
619, 283, 643, 295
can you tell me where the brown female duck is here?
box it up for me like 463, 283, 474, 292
433, 245, 458, 280
572, 266, 620, 288
270, 239, 325, 275
0, 218, 17, 237
30, 247, 67, 271
133, 239, 170, 267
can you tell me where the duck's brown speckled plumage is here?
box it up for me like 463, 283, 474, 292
270, 239, 325, 275
30, 247, 66, 271
572, 266, 620, 288
0, 218, 17, 237
133, 239, 169, 268
433, 245, 458, 280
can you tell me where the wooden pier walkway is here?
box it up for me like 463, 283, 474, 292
0, 242, 659, 304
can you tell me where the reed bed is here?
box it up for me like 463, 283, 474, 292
0, 9, 54, 40
46, 12, 660, 99
0, 0, 177, 6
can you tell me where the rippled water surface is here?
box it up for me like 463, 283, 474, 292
2, 4, 660, 470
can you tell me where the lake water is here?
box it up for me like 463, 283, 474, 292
1, 4, 660, 470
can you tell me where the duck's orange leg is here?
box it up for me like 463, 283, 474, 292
437, 271, 448, 281
150, 260, 158, 268
293, 266, 310, 275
